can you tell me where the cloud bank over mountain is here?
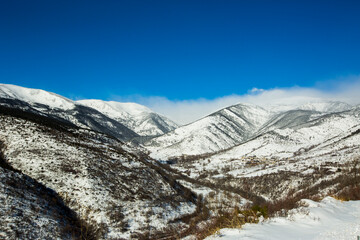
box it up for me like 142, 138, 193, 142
113, 77, 360, 125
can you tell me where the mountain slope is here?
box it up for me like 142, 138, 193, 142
145, 104, 271, 159
256, 109, 321, 134
0, 108, 196, 239
77, 99, 178, 136
0, 164, 89, 239
206, 197, 360, 240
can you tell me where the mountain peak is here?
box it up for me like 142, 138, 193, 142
0, 84, 75, 110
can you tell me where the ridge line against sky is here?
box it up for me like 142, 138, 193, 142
0, 76, 360, 124
110, 76, 360, 124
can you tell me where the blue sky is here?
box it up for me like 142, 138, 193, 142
1, 0, 360, 103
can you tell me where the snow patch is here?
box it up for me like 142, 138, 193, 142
206, 197, 360, 240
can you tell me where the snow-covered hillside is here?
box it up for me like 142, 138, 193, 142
77, 99, 178, 136
0, 109, 196, 239
206, 197, 360, 240
145, 104, 271, 159
0, 166, 85, 239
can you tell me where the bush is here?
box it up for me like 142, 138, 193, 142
251, 205, 268, 218
335, 185, 360, 201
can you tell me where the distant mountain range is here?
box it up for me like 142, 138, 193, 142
1, 84, 357, 159
145, 100, 356, 160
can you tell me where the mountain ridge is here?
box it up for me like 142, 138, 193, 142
144, 101, 355, 160
0, 84, 177, 140
0, 83, 357, 160
145, 103, 272, 159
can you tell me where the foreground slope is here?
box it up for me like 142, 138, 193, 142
206, 197, 360, 240
145, 104, 271, 159
0, 107, 196, 239
0, 162, 88, 239
77, 99, 178, 136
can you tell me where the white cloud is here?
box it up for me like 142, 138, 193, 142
112, 76, 360, 125
249, 87, 265, 94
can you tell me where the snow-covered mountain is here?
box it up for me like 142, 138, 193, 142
77, 99, 178, 136
144, 101, 357, 160
207, 197, 360, 240
256, 109, 320, 134
208, 107, 360, 162
0, 84, 176, 140
145, 104, 271, 159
